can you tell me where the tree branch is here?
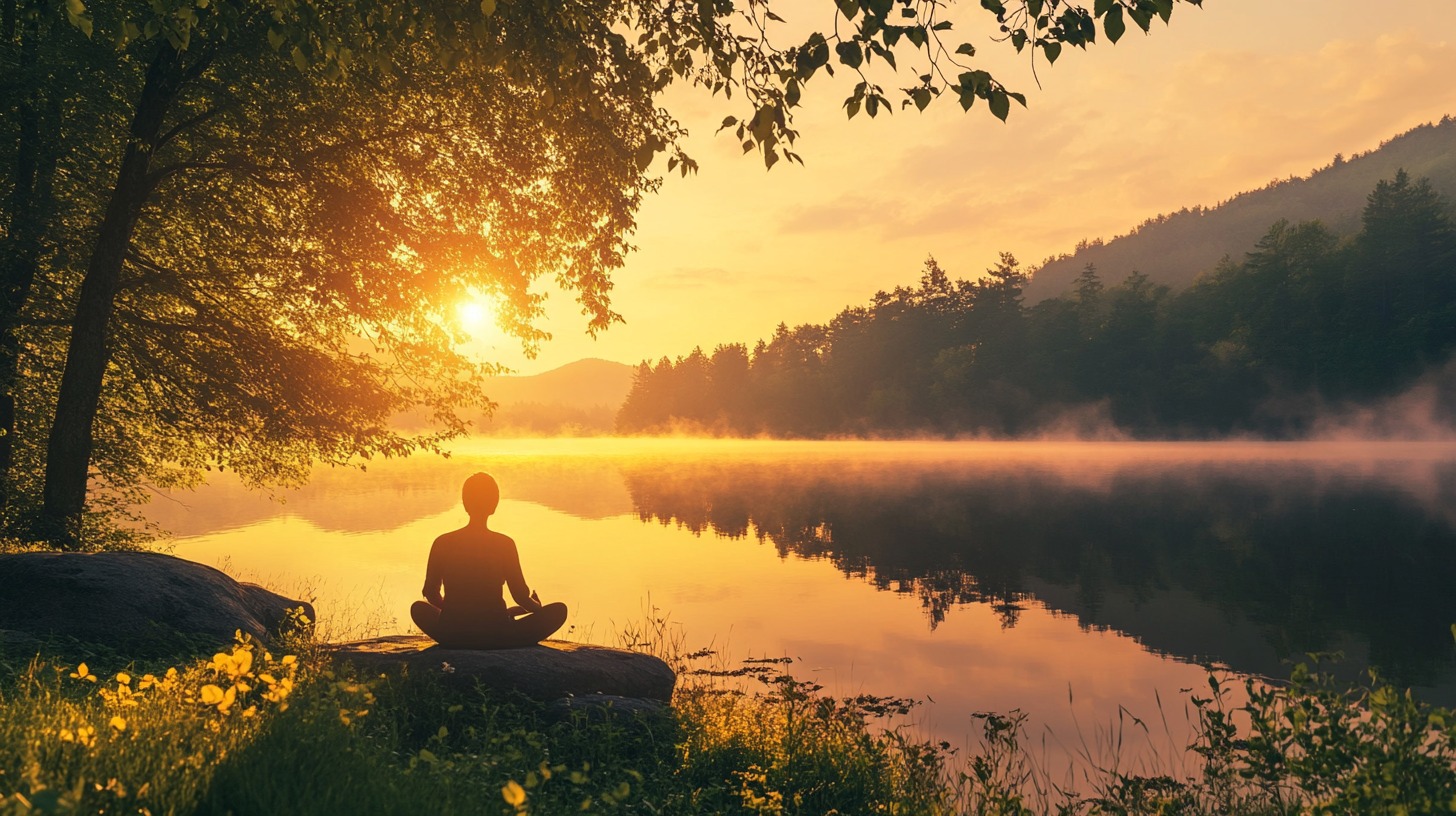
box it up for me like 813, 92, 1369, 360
156, 103, 229, 150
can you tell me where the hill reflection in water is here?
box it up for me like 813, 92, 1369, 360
615, 443, 1456, 693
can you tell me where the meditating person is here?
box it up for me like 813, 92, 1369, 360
410, 472, 569, 649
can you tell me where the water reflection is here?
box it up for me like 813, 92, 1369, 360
617, 447, 1456, 693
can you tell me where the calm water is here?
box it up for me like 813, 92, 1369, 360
148, 438, 1456, 771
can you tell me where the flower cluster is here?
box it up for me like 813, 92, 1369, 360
192, 633, 299, 718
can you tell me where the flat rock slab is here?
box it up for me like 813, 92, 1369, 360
0, 551, 314, 653
331, 634, 676, 702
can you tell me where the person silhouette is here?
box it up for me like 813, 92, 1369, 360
410, 472, 569, 649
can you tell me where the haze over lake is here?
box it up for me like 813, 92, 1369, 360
147, 437, 1456, 770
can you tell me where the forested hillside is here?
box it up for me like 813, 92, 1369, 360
618, 171, 1456, 438
476, 359, 633, 435
1024, 117, 1456, 302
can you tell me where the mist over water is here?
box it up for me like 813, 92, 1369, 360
152, 437, 1456, 767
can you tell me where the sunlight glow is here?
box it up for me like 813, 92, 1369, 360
454, 297, 502, 344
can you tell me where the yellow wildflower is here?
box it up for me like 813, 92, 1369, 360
502, 780, 527, 807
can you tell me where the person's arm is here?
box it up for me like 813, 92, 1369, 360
503, 538, 544, 613
422, 539, 445, 607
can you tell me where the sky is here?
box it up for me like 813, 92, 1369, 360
467, 0, 1456, 375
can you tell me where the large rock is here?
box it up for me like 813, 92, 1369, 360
331, 634, 676, 702
0, 551, 313, 652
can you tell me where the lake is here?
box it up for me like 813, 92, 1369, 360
146, 438, 1456, 775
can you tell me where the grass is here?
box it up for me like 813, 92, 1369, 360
2, 618, 1456, 815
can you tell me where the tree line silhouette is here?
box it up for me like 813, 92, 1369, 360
617, 170, 1456, 437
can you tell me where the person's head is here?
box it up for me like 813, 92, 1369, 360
462, 472, 500, 518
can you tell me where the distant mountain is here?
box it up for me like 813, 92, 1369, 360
1024, 116, 1456, 302
482, 358, 634, 410
476, 358, 634, 435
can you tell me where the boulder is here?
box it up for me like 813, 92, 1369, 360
0, 629, 44, 654
546, 693, 670, 724
0, 551, 314, 652
331, 634, 676, 702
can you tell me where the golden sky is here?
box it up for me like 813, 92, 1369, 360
474, 0, 1456, 375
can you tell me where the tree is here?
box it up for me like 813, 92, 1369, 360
1348, 170, 1456, 377
11, 2, 676, 540
3, 0, 1207, 541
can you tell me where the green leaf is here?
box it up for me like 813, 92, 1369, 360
786, 79, 801, 106
291, 46, 308, 71
955, 42, 976, 57
480, 0, 496, 15
1129, 5, 1153, 31
1104, 5, 1125, 42
835, 0, 860, 21
836, 41, 863, 70
959, 69, 991, 93
1094, 0, 1115, 16
1007, 90, 1026, 107
980, 0, 1005, 13
716, 115, 737, 133
932, 21, 952, 31
1027, 0, 1043, 18
267, 28, 286, 52
957, 85, 976, 111
905, 26, 926, 48
637, 142, 658, 167
795, 33, 831, 80
911, 87, 931, 111
988, 90, 1009, 121
1042, 40, 1061, 63
1010, 30, 1026, 52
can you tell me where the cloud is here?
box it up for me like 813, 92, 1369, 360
778, 196, 888, 235
641, 267, 732, 290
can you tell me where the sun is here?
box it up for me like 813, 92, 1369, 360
454, 297, 502, 343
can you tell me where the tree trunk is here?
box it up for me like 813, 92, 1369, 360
0, 0, 58, 519
0, 104, 59, 517
39, 43, 184, 544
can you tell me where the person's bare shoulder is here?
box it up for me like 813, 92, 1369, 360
432, 527, 473, 549
483, 530, 516, 550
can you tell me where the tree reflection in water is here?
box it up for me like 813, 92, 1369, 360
620, 456, 1456, 692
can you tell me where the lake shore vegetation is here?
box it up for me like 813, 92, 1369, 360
3, 618, 1454, 815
